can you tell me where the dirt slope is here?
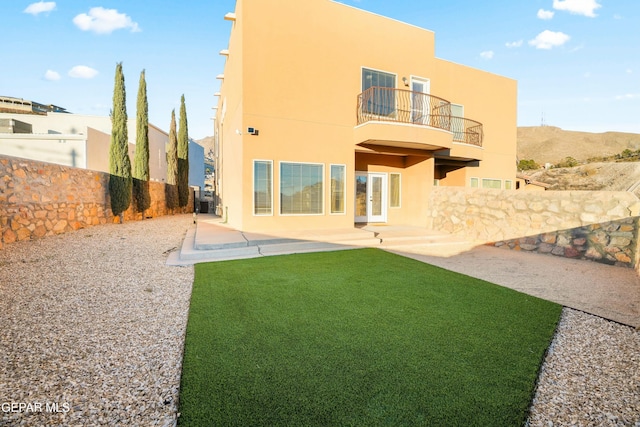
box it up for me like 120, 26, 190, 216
527, 162, 640, 195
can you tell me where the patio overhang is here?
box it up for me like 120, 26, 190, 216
354, 121, 454, 154
434, 142, 484, 162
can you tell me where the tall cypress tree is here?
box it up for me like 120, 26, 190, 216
133, 69, 151, 215
108, 62, 132, 220
166, 109, 179, 210
177, 94, 190, 208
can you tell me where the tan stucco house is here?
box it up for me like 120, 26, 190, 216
214, 0, 517, 232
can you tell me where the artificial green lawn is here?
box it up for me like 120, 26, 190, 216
178, 248, 562, 426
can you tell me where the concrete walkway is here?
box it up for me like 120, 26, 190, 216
167, 214, 640, 328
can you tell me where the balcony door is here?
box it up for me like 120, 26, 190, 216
411, 77, 430, 125
355, 172, 387, 223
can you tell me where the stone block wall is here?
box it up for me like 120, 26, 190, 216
427, 187, 640, 268
0, 155, 193, 250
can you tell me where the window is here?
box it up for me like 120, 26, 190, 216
504, 180, 513, 190
254, 161, 272, 215
390, 173, 401, 208
330, 165, 346, 214
470, 177, 479, 188
451, 104, 465, 141
362, 68, 396, 117
482, 178, 502, 189
280, 162, 323, 215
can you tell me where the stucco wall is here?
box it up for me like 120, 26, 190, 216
216, 0, 517, 233
0, 155, 192, 250
428, 187, 640, 268
0, 134, 89, 168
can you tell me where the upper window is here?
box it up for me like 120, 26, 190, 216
280, 162, 324, 215
362, 68, 396, 117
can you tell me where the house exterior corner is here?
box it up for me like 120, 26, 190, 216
214, 0, 517, 233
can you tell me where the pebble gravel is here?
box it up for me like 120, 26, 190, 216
1, 214, 638, 426
0, 215, 194, 426
527, 308, 640, 427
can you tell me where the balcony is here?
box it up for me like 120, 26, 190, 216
355, 87, 483, 155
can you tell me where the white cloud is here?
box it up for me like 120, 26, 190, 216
23, 1, 56, 15
44, 70, 61, 81
480, 51, 494, 60
73, 7, 141, 34
505, 40, 523, 48
626, 69, 633, 74
553, 0, 601, 17
615, 94, 640, 100
537, 9, 555, 20
529, 30, 571, 49
68, 66, 99, 79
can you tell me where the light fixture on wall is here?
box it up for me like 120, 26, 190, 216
402, 77, 409, 86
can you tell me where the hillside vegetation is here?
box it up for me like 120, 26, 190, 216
518, 126, 640, 194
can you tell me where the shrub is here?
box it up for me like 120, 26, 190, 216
518, 159, 539, 171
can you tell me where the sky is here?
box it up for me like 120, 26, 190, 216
3, 0, 639, 140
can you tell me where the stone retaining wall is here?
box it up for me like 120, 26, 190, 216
0, 155, 192, 250
428, 187, 640, 268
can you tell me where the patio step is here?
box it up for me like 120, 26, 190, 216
166, 217, 476, 265
380, 233, 469, 245
170, 227, 261, 263
167, 223, 375, 265
363, 226, 460, 245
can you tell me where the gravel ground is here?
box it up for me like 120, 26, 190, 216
0, 215, 194, 426
527, 308, 640, 427
1, 215, 639, 426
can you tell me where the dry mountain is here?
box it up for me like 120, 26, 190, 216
518, 126, 640, 165
518, 126, 640, 195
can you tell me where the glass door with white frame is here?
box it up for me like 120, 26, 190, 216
355, 172, 387, 223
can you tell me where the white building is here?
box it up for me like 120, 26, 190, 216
0, 110, 205, 190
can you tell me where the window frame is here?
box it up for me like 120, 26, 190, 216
451, 103, 465, 142
389, 173, 401, 208
279, 161, 325, 216
253, 159, 273, 216
481, 178, 503, 189
361, 67, 398, 118
329, 164, 346, 215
